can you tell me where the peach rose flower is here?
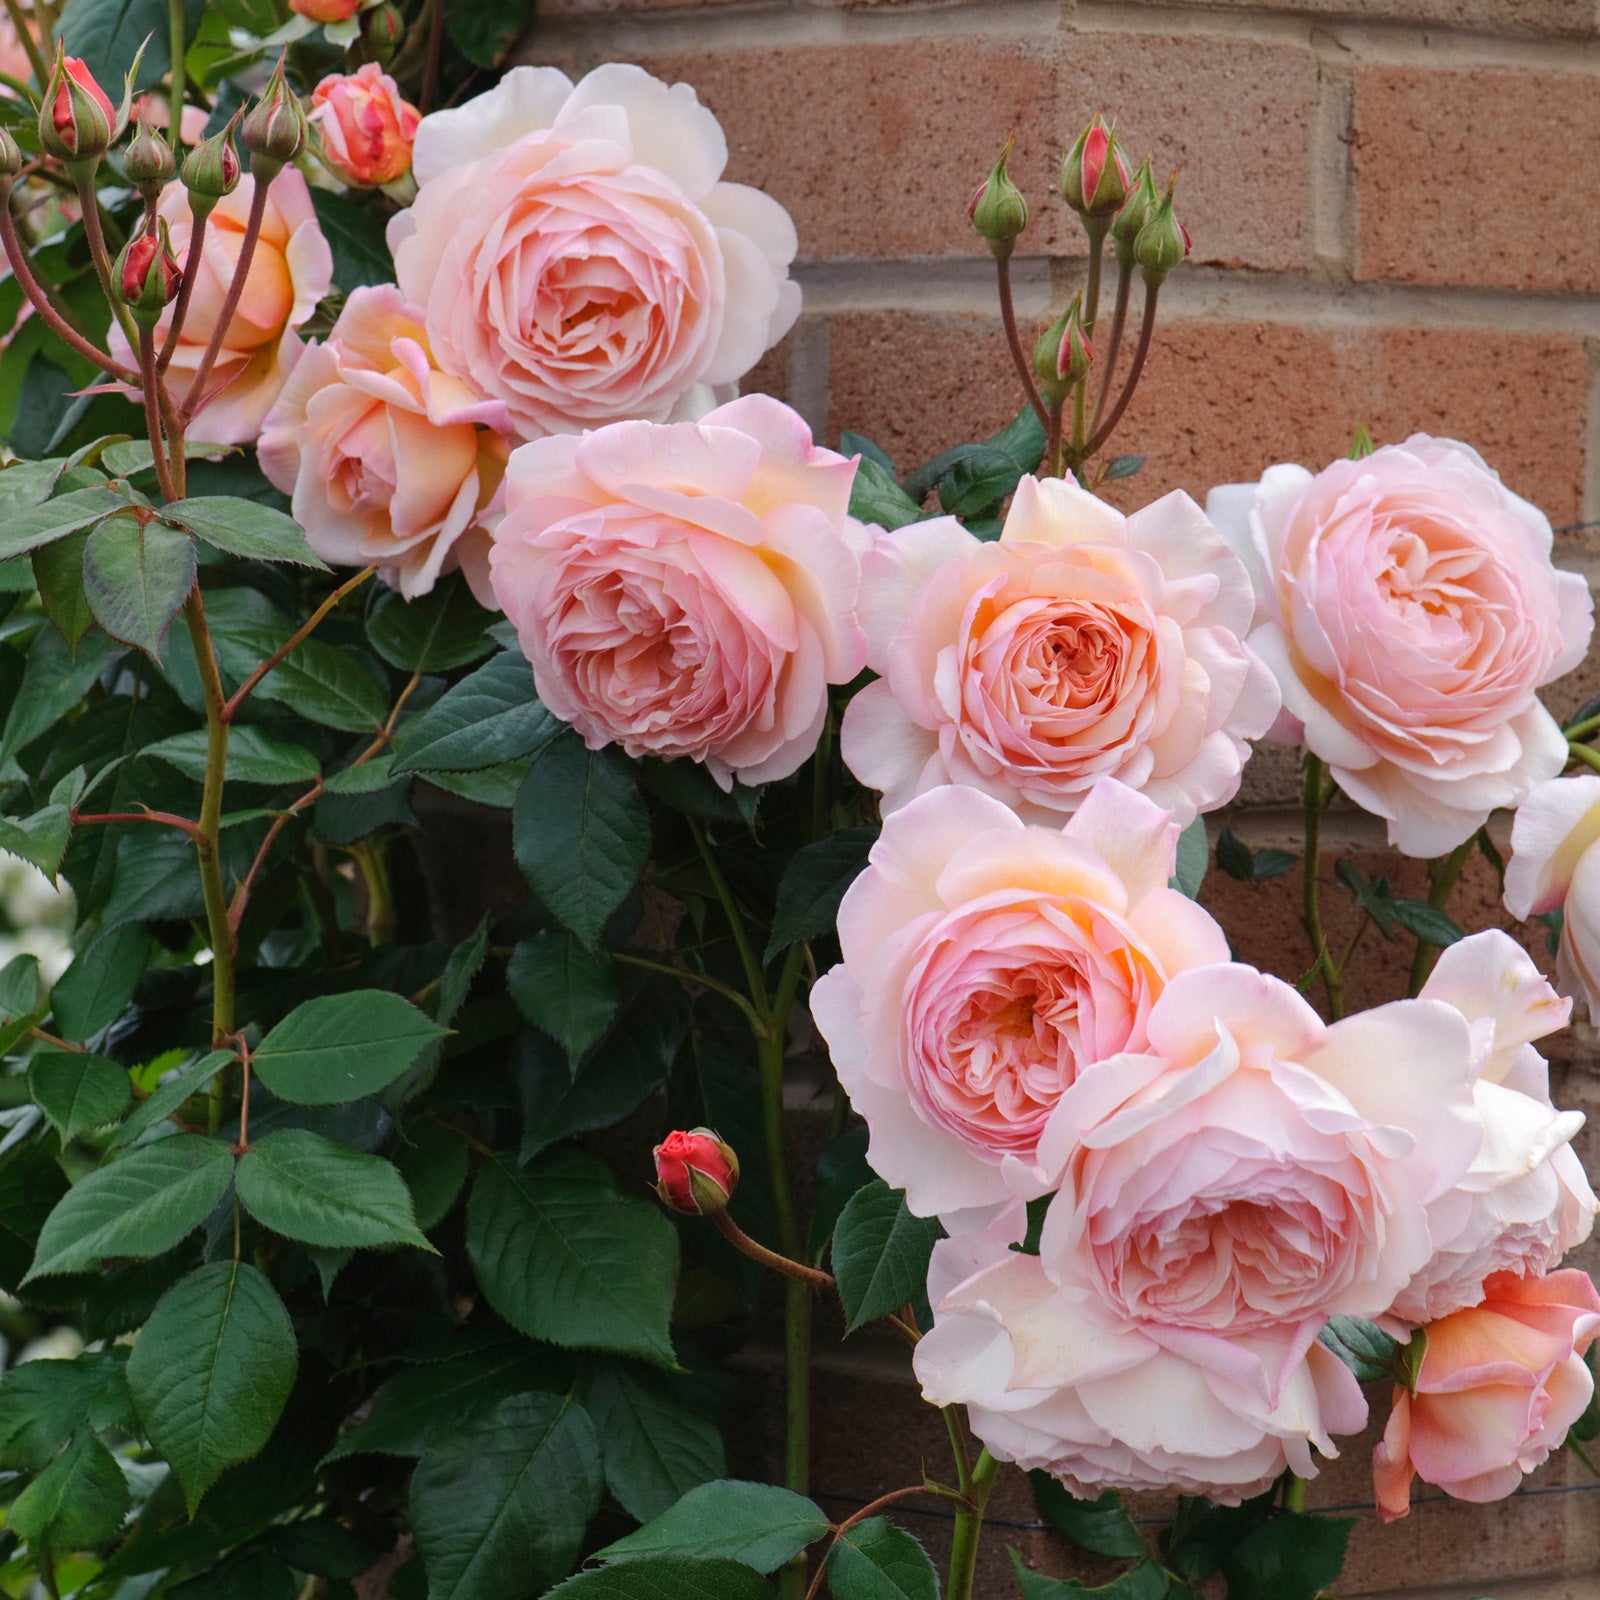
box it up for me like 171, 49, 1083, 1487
809, 779, 1229, 1218
1374, 1268, 1600, 1519
292, 0, 360, 20
1400, 931, 1597, 1322
110, 171, 333, 445
915, 1227, 1369, 1502
310, 64, 418, 188
845, 476, 1279, 826
1034, 964, 1482, 1334
1208, 437, 1592, 857
258, 286, 512, 603
388, 64, 799, 440
1506, 774, 1600, 1018
488, 395, 866, 787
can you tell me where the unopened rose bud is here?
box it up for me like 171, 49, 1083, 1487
1111, 157, 1157, 271
1061, 114, 1128, 223
1032, 297, 1091, 407
0, 127, 22, 188
361, 2, 405, 65
115, 221, 181, 326
39, 51, 115, 172
969, 136, 1028, 261
123, 112, 176, 204
181, 123, 242, 222
653, 1127, 739, 1217
240, 60, 308, 182
1133, 179, 1190, 287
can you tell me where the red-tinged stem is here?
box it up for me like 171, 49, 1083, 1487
179, 177, 269, 421
184, 587, 235, 1047
711, 1208, 834, 1290
75, 177, 140, 350
138, 326, 180, 504
234, 1038, 252, 1153
227, 778, 322, 938
1091, 263, 1133, 436
1085, 283, 1158, 459
803, 1488, 966, 1600
1045, 399, 1064, 478
996, 256, 1047, 430
27, 1025, 84, 1054
73, 808, 203, 842
158, 209, 207, 374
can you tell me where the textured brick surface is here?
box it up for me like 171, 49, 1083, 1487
826, 310, 1589, 523
1110, 0, 1598, 32
1355, 66, 1600, 293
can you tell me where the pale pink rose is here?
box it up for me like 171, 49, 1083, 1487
258, 286, 512, 603
915, 1229, 1369, 1501
1374, 1268, 1600, 1519
1034, 964, 1482, 1334
388, 64, 799, 440
311, 64, 419, 188
488, 395, 866, 786
845, 476, 1279, 827
809, 779, 1230, 1218
1506, 774, 1600, 1018
109, 171, 334, 445
133, 94, 209, 145
1400, 931, 1597, 1322
1208, 438, 1592, 857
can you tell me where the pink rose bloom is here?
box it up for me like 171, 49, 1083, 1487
1374, 1268, 1600, 1519
809, 779, 1229, 1218
311, 64, 419, 188
1400, 931, 1596, 1322
915, 1228, 1368, 1501
133, 93, 209, 145
1506, 774, 1600, 1017
489, 396, 866, 787
259, 286, 512, 603
388, 64, 799, 440
1033, 964, 1482, 1334
845, 476, 1278, 826
110, 171, 333, 445
1208, 438, 1592, 857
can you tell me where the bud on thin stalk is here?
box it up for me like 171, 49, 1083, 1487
1061, 113, 1128, 222
1133, 178, 1190, 288
39, 48, 115, 177
180, 121, 242, 223
653, 1127, 739, 1216
1033, 297, 1090, 410
361, 1, 405, 66
124, 111, 176, 207
240, 59, 309, 182
1111, 157, 1158, 271
116, 219, 182, 326
969, 135, 1028, 261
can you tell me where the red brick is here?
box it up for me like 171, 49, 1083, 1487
825, 311, 1587, 525
1108, 0, 1596, 33
1355, 66, 1600, 292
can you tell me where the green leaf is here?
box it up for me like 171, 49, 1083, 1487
410, 1392, 601, 1600
0, 953, 42, 1022
164, 496, 325, 568
808, 1125, 871, 1262
466, 1149, 678, 1366
1171, 817, 1208, 900
125, 1261, 298, 1514
33, 527, 97, 652
250, 636, 388, 732
236, 1129, 431, 1251
507, 929, 619, 1063
579, 1363, 727, 1524
145, 726, 320, 786
367, 576, 498, 673
840, 432, 895, 474
261, 1516, 379, 1579
0, 1145, 67, 1290
109, 1049, 232, 1151
514, 733, 650, 949
27, 1050, 130, 1144
938, 443, 1025, 518
765, 828, 877, 961
1219, 1513, 1352, 1600
443, 0, 524, 66
848, 456, 923, 532
100, 438, 234, 479
390, 649, 559, 773
1214, 827, 1295, 885
831, 1180, 941, 1334
1029, 1473, 1146, 1559
1, 627, 122, 762
50, 923, 148, 1040
1102, 454, 1147, 482
251, 990, 447, 1106
59, 0, 203, 90
1318, 1316, 1400, 1384
987, 404, 1048, 472
826, 1518, 938, 1600
0, 484, 132, 561
0, 799, 72, 878
0, 1351, 134, 1472
596, 1479, 828, 1572
1008, 1552, 1169, 1599
166, 1549, 300, 1600
547, 1562, 777, 1600
309, 187, 398, 292
25, 1134, 235, 1281
82, 515, 196, 660
9, 1428, 130, 1552
391, 1119, 469, 1231
1386, 897, 1465, 949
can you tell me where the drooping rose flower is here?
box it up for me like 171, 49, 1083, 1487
488, 396, 866, 787
1374, 1268, 1600, 1519
1399, 931, 1597, 1322
844, 476, 1279, 827
809, 779, 1229, 1219
914, 1228, 1368, 1502
388, 63, 799, 440
1506, 774, 1600, 1018
109, 170, 333, 445
1208, 437, 1592, 857
258, 286, 512, 603
310, 64, 418, 188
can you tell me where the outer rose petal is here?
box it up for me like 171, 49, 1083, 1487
1506, 774, 1600, 918
411, 64, 573, 183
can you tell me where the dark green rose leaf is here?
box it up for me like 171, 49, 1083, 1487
831, 1180, 941, 1334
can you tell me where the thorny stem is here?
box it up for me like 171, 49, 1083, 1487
27, 1025, 84, 1054
77, 177, 140, 349
711, 1209, 833, 1289
945, 1449, 1000, 1600
1406, 834, 1476, 997
995, 256, 1048, 430
234, 1038, 252, 1153
139, 326, 180, 503
1045, 399, 1065, 479
184, 587, 235, 1048
1302, 753, 1342, 1021
944, 1405, 975, 1495
687, 815, 769, 1023
158, 210, 208, 374
1085, 281, 1159, 458
180, 177, 270, 420
1091, 262, 1133, 435
802, 1487, 969, 1600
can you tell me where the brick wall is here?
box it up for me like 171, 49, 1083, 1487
522, 2, 1600, 1594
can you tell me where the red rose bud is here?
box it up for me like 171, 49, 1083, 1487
1061, 114, 1128, 221
361, 1, 405, 66
969, 136, 1028, 261
39, 51, 115, 168
240, 60, 309, 181
124, 111, 176, 203
653, 1127, 739, 1217
0, 126, 22, 186
1056, 295, 1092, 386
116, 222, 181, 325
1032, 297, 1090, 406
1111, 157, 1158, 270
181, 122, 242, 219
1133, 179, 1190, 286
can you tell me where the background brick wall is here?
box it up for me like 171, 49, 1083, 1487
522, 2, 1600, 1593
